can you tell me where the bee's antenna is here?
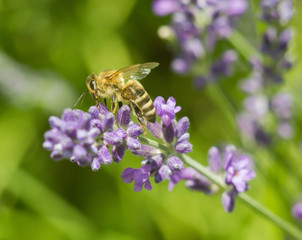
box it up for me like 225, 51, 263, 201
74, 90, 89, 107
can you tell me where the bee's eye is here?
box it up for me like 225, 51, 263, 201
90, 80, 95, 90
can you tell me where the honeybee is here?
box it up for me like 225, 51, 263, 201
76, 62, 159, 132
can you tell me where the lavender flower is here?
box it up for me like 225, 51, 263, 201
237, 0, 294, 144
44, 95, 256, 214
225, 155, 256, 193
153, 0, 247, 88
163, 144, 256, 212
43, 104, 143, 171
121, 96, 193, 192
221, 145, 255, 212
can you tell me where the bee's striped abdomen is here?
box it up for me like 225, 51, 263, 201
123, 80, 156, 123
136, 91, 156, 123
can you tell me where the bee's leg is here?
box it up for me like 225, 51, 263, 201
130, 101, 147, 135
92, 94, 100, 109
118, 101, 123, 109
111, 93, 118, 113
104, 98, 107, 108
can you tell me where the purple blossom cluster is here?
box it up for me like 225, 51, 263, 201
43, 96, 256, 212
237, 0, 294, 144
43, 104, 143, 171
122, 96, 193, 192
168, 145, 256, 212
152, 0, 246, 87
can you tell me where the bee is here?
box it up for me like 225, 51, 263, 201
75, 62, 159, 132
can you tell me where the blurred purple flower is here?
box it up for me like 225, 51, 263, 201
225, 155, 256, 192
152, 0, 247, 87
292, 202, 302, 220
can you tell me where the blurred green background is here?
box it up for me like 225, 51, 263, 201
1, 0, 302, 239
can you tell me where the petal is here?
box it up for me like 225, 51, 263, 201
147, 122, 163, 139
144, 179, 153, 191
162, 122, 175, 143
62, 108, 76, 121
88, 106, 101, 119
174, 106, 181, 113
73, 144, 87, 162
208, 146, 222, 173
222, 191, 236, 213
115, 128, 128, 141
154, 96, 165, 116
162, 115, 172, 126
121, 168, 134, 183
112, 145, 125, 163
91, 157, 101, 171
155, 165, 171, 183
232, 176, 248, 192
167, 97, 176, 108
103, 112, 115, 130
98, 103, 110, 116
234, 156, 250, 170
134, 182, 144, 192
175, 117, 190, 138
176, 133, 190, 144
133, 169, 150, 182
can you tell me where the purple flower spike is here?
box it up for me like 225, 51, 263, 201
292, 202, 302, 220
225, 155, 256, 192
117, 105, 131, 127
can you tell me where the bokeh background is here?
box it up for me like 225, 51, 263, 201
1, 0, 302, 239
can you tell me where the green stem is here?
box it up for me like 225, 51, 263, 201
139, 136, 302, 239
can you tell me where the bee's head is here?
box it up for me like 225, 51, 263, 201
86, 73, 97, 94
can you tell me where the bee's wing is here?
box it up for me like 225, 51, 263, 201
106, 62, 159, 81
